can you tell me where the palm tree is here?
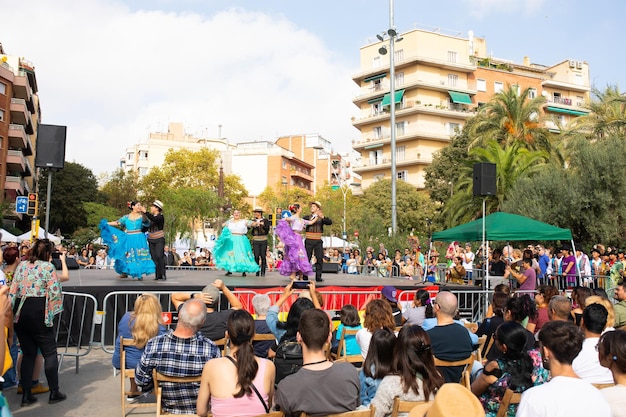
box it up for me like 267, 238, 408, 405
570, 85, 626, 139
441, 140, 549, 227
470, 85, 553, 153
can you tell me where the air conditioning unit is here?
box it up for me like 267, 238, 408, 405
569, 60, 576, 68
576, 61, 583, 69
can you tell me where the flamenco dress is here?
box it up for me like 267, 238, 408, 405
275, 217, 313, 277
213, 220, 260, 274
99, 216, 155, 279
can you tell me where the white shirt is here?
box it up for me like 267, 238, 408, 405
517, 376, 611, 417
572, 337, 614, 384
227, 219, 248, 234
462, 251, 474, 270
601, 384, 626, 417
356, 328, 372, 360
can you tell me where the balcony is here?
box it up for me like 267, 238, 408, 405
353, 53, 476, 81
352, 153, 434, 173
353, 126, 453, 150
9, 98, 34, 133
544, 97, 589, 114
541, 78, 590, 93
6, 150, 31, 175
8, 124, 27, 149
290, 170, 313, 182
354, 75, 477, 104
352, 100, 475, 127
4, 176, 28, 194
12, 74, 32, 103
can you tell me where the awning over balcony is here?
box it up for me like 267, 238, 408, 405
364, 73, 386, 83
546, 106, 587, 116
364, 143, 383, 150
367, 96, 384, 104
448, 91, 472, 104
381, 89, 405, 107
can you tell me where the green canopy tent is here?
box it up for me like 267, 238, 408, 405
432, 212, 576, 288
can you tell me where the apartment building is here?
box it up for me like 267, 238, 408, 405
0, 44, 39, 221
351, 28, 590, 190
120, 122, 235, 177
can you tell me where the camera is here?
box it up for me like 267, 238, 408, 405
51, 251, 61, 259
292, 280, 310, 290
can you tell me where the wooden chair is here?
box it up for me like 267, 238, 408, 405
391, 397, 429, 417
331, 328, 362, 364
464, 322, 478, 333
120, 337, 156, 417
213, 337, 228, 355
254, 412, 284, 417
592, 383, 615, 389
153, 370, 203, 417
433, 355, 475, 388
301, 406, 375, 417
475, 335, 487, 363
496, 388, 522, 417
481, 336, 495, 363
253, 333, 277, 342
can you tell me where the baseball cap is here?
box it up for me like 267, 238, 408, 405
381, 286, 398, 303
201, 284, 220, 307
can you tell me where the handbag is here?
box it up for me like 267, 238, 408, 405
272, 340, 303, 384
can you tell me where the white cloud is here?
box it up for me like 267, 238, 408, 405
463, 0, 546, 19
1, 1, 358, 175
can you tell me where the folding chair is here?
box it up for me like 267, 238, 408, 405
391, 397, 429, 417
301, 406, 375, 417
254, 412, 284, 417
433, 355, 475, 388
331, 327, 362, 364
496, 388, 522, 417
153, 369, 203, 416
120, 337, 156, 417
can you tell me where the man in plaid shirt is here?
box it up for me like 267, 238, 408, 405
135, 298, 221, 414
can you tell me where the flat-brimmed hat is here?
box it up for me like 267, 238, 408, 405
409, 383, 485, 417
253, 207, 264, 212
381, 286, 398, 303
310, 201, 322, 209
152, 200, 164, 210
201, 284, 220, 307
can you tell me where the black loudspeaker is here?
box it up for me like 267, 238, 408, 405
35, 124, 67, 169
52, 258, 80, 270
473, 162, 496, 196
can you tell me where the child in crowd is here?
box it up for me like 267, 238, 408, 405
332, 304, 362, 356
402, 289, 433, 327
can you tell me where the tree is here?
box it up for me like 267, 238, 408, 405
570, 85, 626, 139
100, 169, 140, 213
37, 163, 102, 235
313, 183, 359, 239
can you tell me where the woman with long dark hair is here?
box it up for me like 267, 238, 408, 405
10, 239, 69, 406
359, 327, 396, 407
99, 201, 155, 280
402, 289, 434, 326
370, 325, 444, 417
275, 203, 313, 281
197, 310, 276, 417
471, 321, 548, 417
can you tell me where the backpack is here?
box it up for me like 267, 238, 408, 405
272, 340, 303, 384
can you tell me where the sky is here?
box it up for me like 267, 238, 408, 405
1, 0, 624, 176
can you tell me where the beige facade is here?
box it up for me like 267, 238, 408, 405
351, 28, 590, 190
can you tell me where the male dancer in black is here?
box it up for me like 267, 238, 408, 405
143, 200, 166, 280
250, 207, 271, 276
302, 201, 332, 282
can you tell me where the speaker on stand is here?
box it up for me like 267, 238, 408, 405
473, 163, 496, 196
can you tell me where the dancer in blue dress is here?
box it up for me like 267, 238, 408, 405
275, 203, 313, 281
213, 209, 260, 277
99, 202, 155, 280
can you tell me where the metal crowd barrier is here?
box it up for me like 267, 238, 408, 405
397, 288, 490, 323
54, 291, 98, 373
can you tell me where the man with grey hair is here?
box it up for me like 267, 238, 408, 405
252, 293, 274, 357
135, 298, 220, 415
548, 295, 572, 321
172, 279, 242, 341
426, 290, 474, 383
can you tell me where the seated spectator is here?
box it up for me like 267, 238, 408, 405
572, 304, 613, 384
274, 309, 360, 417
484, 295, 537, 362
613, 280, 626, 328
171, 279, 242, 342
585, 295, 616, 332
421, 291, 479, 346
370, 325, 444, 417
112, 293, 166, 400
359, 328, 396, 407
95, 249, 107, 269
402, 289, 434, 327
346, 252, 359, 275
329, 249, 341, 264
548, 295, 572, 322
375, 253, 390, 278
180, 251, 193, 267
446, 256, 466, 284
251, 294, 274, 358
381, 286, 403, 327
517, 321, 611, 417
571, 286, 592, 326
598, 329, 626, 417
331, 304, 362, 356
471, 322, 548, 417
527, 285, 558, 334
356, 299, 396, 359
506, 257, 536, 294
266, 281, 319, 346
427, 291, 474, 383
135, 298, 221, 415
196, 310, 276, 417
476, 292, 509, 361
75, 248, 89, 268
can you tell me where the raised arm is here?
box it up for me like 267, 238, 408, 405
213, 279, 242, 310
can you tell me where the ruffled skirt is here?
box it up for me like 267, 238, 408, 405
99, 219, 155, 279
275, 220, 313, 276
213, 228, 260, 273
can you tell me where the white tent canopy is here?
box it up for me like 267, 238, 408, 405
17, 227, 61, 244
322, 236, 356, 249
0, 229, 18, 243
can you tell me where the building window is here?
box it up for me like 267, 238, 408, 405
395, 72, 404, 87
369, 149, 383, 165
528, 88, 537, 99
397, 170, 408, 181
396, 146, 405, 161
394, 49, 404, 62
447, 51, 458, 63
372, 102, 383, 116
448, 74, 458, 87
0, 83, 5, 95
373, 126, 382, 139
576, 95, 584, 107
372, 78, 383, 91
574, 74, 584, 85
281, 175, 287, 185
282, 160, 287, 169
553, 92, 561, 101
494, 82, 504, 93
0, 109, 4, 122
395, 122, 405, 137
372, 56, 381, 68
477, 79, 486, 92
448, 122, 460, 136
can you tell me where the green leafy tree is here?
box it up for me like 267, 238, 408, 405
37, 162, 102, 235
570, 85, 626, 139
84, 201, 119, 228
100, 169, 140, 213
313, 183, 359, 239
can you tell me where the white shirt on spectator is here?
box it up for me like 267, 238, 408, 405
462, 251, 474, 270
572, 337, 614, 384
601, 384, 626, 417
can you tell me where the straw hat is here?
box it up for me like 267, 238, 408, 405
253, 207, 264, 212
409, 384, 485, 417
310, 201, 322, 209
152, 200, 164, 210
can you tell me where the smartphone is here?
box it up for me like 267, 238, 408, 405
292, 280, 310, 290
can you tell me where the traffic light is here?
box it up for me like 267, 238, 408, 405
268, 214, 274, 226
27, 193, 38, 216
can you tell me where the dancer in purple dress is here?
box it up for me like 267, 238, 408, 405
275, 204, 313, 281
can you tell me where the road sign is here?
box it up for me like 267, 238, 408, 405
15, 196, 28, 214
